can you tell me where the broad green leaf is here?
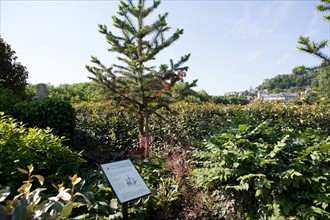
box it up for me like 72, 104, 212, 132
322, 202, 328, 209
32, 175, 44, 186
238, 124, 250, 133
61, 201, 73, 218
17, 183, 32, 194
74, 192, 91, 205
17, 168, 28, 175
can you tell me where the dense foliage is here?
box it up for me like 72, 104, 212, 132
0, 112, 83, 191
0, 37, 28, 99
187, 101, 330, 219
74, 101, 240, 160
0, 88, 19, 114
318, 63, 330, 99
11, 98, 76, 143
74, 101, 139, 162
0, 158, 181, 219
1, 99, 330, 219
192, 121, 330, 219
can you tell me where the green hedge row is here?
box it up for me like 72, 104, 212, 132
0, 96, 76, 143
74, 101, 330, 159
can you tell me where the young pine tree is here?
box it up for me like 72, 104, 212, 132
86, 0, 196, 156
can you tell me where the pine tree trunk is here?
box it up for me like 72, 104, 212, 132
144, 114, 149, 158
138, 114, 150, 158
138, 114, 145, 156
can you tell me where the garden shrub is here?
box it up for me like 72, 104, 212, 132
74, 101, 139, 161
149, 102, 238, 149
0, 88, 19, 114
0, 158, 181, 219
244, 101, 330, 135
0, 165, 96, 219
12, 98, 76, 143
0, 112, 83, 191
192, 121, 330, 219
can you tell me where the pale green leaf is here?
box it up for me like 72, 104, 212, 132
17, 168, 28, 175
17, 183, 32, 194
61, 201, 73, 218
256, 189, 263, 197
27, 164, 34, 173
32, 175, 44, 186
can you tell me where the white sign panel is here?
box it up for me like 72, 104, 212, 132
101, 159, 151, 203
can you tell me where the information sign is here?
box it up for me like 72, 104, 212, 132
101, 159, 151, 204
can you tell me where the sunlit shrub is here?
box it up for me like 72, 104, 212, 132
0, 112, 83, 190
192, 121, 330, 219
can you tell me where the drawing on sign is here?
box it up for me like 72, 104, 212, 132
126, 176, 137, 186
101, 160, 151, 203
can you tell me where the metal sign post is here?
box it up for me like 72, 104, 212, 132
101, 159, 151, 219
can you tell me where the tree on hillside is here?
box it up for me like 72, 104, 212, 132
86, 0, 196, 155
0, 37, 28, 99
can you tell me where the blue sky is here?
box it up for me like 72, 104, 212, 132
1, 0, 329, 95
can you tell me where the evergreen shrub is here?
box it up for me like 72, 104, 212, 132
0, 88, 19, 114
0, 112, 83, 190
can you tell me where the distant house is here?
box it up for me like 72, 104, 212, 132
225, 91, 243, 96
257, 90, 298, 103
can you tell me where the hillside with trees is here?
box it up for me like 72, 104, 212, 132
257, 66, 319, 93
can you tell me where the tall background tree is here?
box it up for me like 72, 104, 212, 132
297, 0, 330, 100
86, 0, 196, 155
0, 36, 28, 99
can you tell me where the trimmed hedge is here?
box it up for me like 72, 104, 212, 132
12, 98, 76, 143
74, 101, 330, 156
74, 101, 139, 158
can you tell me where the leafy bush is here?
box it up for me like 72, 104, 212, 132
192, 121, 330, 219
12, 98, 76, 143
0, 112, 83, 190
74, 101, 139, 159
0, 88, 19, 114
245, 101, 330, 135
0, 165, 93, 219
0, 159, 181, 219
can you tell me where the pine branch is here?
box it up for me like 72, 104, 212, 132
298, 36, 330, 62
